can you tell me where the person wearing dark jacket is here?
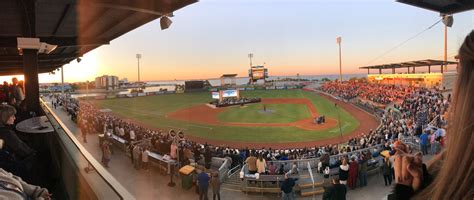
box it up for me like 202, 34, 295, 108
381, 157, 392, 186
280, 173, 295, 200
0, 105, 35, 160
323, 177, 347, 200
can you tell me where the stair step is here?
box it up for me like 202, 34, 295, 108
300, 188, 325, 197
298, 181, 325, 189
222, 184, 242, 191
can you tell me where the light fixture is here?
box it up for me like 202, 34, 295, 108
160, 16, 172, 30
17, 37, 57, 54
442, 14, 453, 27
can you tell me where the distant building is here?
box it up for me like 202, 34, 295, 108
95, 75, 119, 90
119, 78, 129, 87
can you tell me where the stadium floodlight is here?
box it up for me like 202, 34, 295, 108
442, 14, 453, 27
160, 16, 173, 30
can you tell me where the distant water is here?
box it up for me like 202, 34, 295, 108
71, 74, 365, 98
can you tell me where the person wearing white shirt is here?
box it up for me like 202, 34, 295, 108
129, 129, 135, 141
119, 127, 125, 137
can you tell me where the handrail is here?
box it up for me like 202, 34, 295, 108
307, 161, 315, 199
227, 164, 241, 178
40, 98, 135, 200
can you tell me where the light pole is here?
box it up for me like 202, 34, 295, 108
136, 54, 142, 83
336, 37, 342, 82
442, 15, 453, 73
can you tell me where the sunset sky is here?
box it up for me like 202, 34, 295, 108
26, 0, 474, 83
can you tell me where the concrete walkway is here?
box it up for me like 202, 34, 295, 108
44, 97, 432, 200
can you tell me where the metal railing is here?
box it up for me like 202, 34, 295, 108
307, 162, 316, 199
239, 144, 384, 176
227, 164, 242, 179
40, 98, 135, 200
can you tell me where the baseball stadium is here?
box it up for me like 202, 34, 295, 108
0, 1, 472, 200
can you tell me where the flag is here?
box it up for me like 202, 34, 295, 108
336, 36, 342, 44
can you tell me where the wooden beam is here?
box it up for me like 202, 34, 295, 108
52, 4, 73, 35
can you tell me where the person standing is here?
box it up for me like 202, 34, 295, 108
81, 123, 88, 143
419, 131, 429, 155
11, 78, 24, 107
322, 177, 347, 200
348, 157, 359, 189
128, 144, 134, 164
197, 168, 210, 200
358, 154, 368, 187
280, 173, 295, 200
339, 158, 349, 185
132, 145, 141, 170
381, 157, 392, 186
101, 140, 111, 168
170, 141, 177, 159
142, 147, 149, 171
210, 171, 221, 200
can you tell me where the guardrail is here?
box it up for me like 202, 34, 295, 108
216, 157, 231, 182
239, 144, 384, 176
227, 164, 242, 179
40, 98, 135, 200
307, 162, 316, 199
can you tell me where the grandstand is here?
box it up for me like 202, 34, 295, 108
360, 59, 458, 89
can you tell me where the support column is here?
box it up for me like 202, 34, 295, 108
407, 67, 410, 74
392, 68, 395, 74
23, 49, 40, 113
413, 67, 416, 74
441, 64, 444, 73
379, 69, 382, 74
367, 69, 370, 74
428, 65, 431, 73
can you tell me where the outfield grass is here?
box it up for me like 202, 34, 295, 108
92, 89, 360, 143
217, 103, 311, 123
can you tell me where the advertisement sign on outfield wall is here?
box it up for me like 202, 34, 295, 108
138, 93, 146, 97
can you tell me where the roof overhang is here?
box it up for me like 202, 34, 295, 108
397, 0, 474, 14
360, 59, 458, 70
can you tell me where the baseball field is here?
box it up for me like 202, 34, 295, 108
91, 89, 379, 148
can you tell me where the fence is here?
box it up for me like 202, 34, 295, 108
239, 144, 385, 176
